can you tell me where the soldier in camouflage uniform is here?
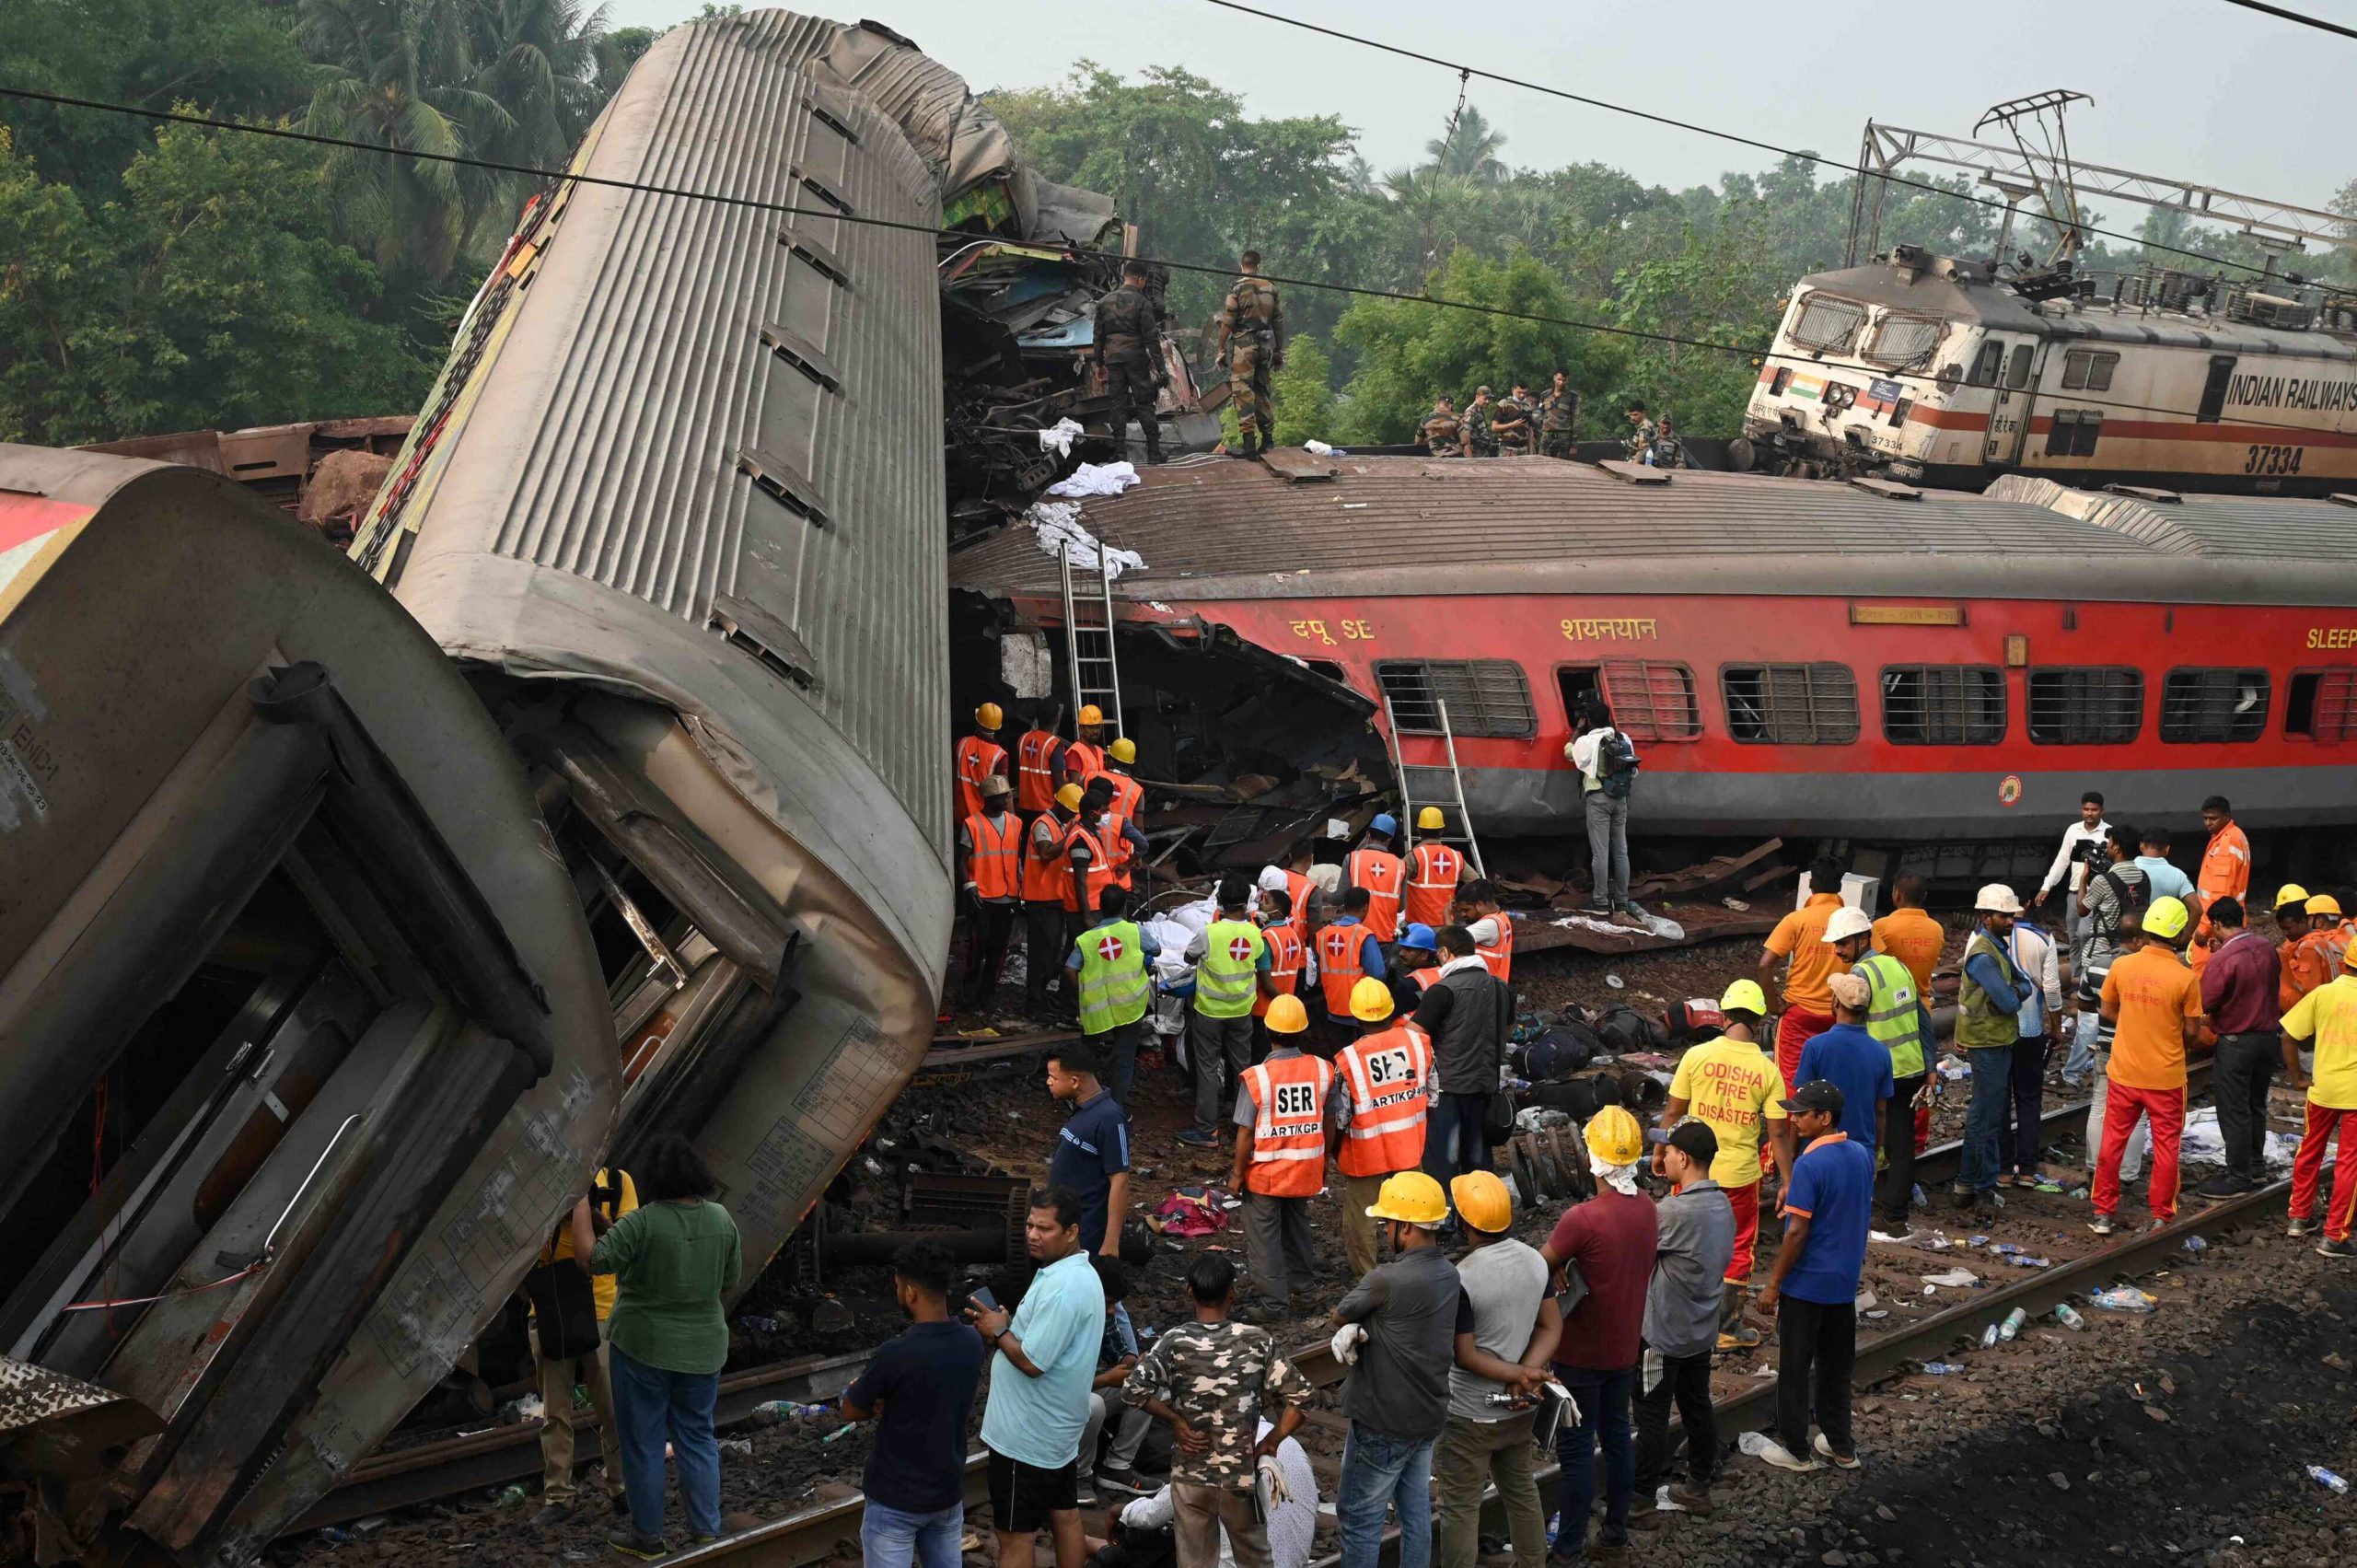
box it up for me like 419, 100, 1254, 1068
1123, 1253, 1312, 1568
1538, 370, 1579, 459
1653, 412, 1687, 470
1463, 386, 1499, 458
1491, 382, 1534, 456
1093, 260, 1167, 465
1418, 395, 1464, 457
1622, 400, 1658, 463
1217, 250, 1287, 459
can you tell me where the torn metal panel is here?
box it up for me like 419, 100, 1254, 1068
0, 445, 612, 1562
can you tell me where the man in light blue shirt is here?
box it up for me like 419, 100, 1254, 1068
2135, 828, 2195, 906
970, 1187, 1105, 1568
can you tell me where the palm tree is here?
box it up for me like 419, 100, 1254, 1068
297, 0, 512, 281
459, 0, 610, 256
1425, 104, 1507, 185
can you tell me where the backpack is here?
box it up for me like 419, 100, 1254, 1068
1519, 1022, 1602, 1082
2094, 865, 2147, 936
1596, 728, 1640, 800
1592, 1005, 1665, 1057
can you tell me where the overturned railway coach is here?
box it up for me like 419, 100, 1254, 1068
952, 457, 2357, 875
0, 447, 615, 1563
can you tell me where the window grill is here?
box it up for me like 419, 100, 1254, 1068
1881, 666, 2005, 745
1721, 663, 1860, 745
1791, 296, 1864, 353
2026, 668, 2142, 744
2286, 669, 2357, 742
1599, 660, 1701, 741
2160, 668, 2270, 743
1376, 660, 1537, 739
1864, 315, 1943, 366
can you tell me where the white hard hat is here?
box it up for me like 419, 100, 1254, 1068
1975, 883, 2025, 915
1258, 865, 1290, 893
1821, 906, 1875, 944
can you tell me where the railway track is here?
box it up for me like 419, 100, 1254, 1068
604, 1157, 2301, 1568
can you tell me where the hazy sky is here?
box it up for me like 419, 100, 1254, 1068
607, 0, 2357, 230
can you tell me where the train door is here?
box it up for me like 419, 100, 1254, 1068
2197, 354, 2237, 423
1982, 335, 2042, 466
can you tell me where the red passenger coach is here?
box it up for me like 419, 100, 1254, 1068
950, 456, 2357, 864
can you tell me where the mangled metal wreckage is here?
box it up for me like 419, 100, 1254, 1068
0, 9, 1177, 1562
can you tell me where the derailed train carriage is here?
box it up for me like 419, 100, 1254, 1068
0, 448, 616, 1564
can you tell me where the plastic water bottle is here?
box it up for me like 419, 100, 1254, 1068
2088, 1286, 2157, 1314
1921, 1362, 1963, 1376
749, 1400, 832, 1425
737, 1314, 781, 1333
1980, 1323, 2000, 1349
2310, 1466, 2350, 1494
2183, 1235, 2208, 1255
2053, 1302, 2086, 1331
493, 1484, 528, 1510
1998, 1307, 2028, 1342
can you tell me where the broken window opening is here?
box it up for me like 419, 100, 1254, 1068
2285, 669, 2357, 741
1599, 659, 1701, 742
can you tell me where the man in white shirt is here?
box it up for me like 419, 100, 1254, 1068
1105, 1424, 1318, 1568
1565, 695, 1641, 924
2034, 792, 2109, 969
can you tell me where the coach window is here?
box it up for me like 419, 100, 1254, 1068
1376, 659, 1536, 739
2285, 669, 2357, 742
2160, 668, 2270, 743
2026, 668, 2142, 744
2004, 344, 2035, 389
1569, 659, 1701, 742
1790, 294, 1864, 354
1721, 663, 1859, 745
1880, 665, 2005, 744
1970, 341, 2003, 387
2061, 350, 2118, 390
2045, 411, 2103, 458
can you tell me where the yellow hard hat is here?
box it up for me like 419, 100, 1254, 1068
2276, 883, 2312, 910
1109, 737, 1137, 764
1364, 1170, 1449, 1227
1076, 703, 1105, 727
975, 702, 1004, 730
1055, 783, 1085, 812
2308, 893, 2344, 917
1264, 993, 1310, 1034
1449, 1171, 1514, 1234
2142, 894, 2191, 941
1349, 975, 1395, 1022
1585, 1105, 1644, 1166
1417, 806, 1446, 830
1719, 978, 1768, 1016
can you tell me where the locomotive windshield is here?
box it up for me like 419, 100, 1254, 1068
1863, 313, 1944, 367
1789, 293, 1865, 352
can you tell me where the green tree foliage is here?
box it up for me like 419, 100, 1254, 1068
0, 121, 431, 445
1267, 334, 1334, 447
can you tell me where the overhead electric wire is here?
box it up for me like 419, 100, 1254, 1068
1192, 0, 2344, 284
2218, 0, 2357, 41
0, 80, 2341, 438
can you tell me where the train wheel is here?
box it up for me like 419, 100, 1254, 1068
1726, 436, 1756, 473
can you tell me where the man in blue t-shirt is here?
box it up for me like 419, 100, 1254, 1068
1046, 1045, 1130, 1257
1794, 973, 1893, 1156
1751, 1081, 1874, 1475
842, 1241, 988, 1568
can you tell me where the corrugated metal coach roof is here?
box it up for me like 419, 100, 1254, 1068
1991, 475, 2357, 559
949, 455, 2357, 607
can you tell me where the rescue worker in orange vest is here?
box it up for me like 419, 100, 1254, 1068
958, 774, 1024, 1009
1329, 977, 1434, 1278
1096, 738, 1151, 891
1064, 779, 1118, 928
1022, 784, 1085, 1019
1253, 886, 1306, 1063
1263, 839, 1321, 950
1347, 814, 1408, 944
1389, 923, 1441, 1016
1457, 878, 1515, 984
1015, 701, 1068, 822
1065, 703, 1110, 787
1403, 807, 1463, 931
2190, 795, 2253, 973
1230, 993, 1334, 1320
1316, 887, 1388, 1059
955, 703, 1011, 827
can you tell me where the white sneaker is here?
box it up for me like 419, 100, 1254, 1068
1754, 1435, 1820, 1472
1812, 1433, 1861, 1469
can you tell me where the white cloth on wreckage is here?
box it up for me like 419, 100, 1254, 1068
1028, 499, 1147, 580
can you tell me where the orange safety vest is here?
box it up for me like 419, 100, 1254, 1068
1403, 842, 1462, 930
964, 811, 1023, 901
1282, 868, 1315, 945
1318, 922, 1370, 1018
1016, 729, 1061, 813
1065, 739, 1105, 785
1409, 966, 1442, 995
1334, 1025, 1433, 1178
1347, 848, 1405, 942
1021, 813, 1072, 903
955, 736, 1007, 824
1093, 807, 1132, 889
1244, 1051, 1333, 1197
1476, 915, 1514, 981
1105, 772, 1145, 882
1257, 921, 1304, 1017
1062, 822, 1115, 913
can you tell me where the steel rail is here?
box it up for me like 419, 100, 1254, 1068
1911, 1055, 2215, 1188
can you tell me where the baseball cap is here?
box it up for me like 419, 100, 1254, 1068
1647, 1116, 1720, 1168
1826, 971, 1870, 1011
1781, 1079, 1845, 1117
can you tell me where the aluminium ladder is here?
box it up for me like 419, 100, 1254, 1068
1381, 691, 1486, 877
1059, 540, 1125, 736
